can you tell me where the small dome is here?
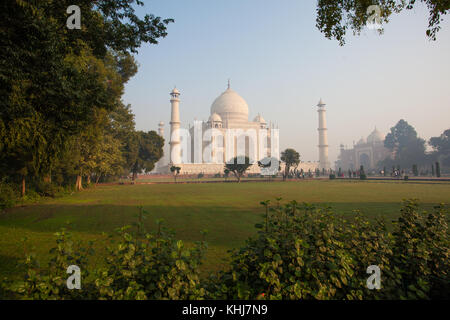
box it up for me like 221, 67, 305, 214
209, 113, 222, 122
318, 98, 325, 106
253, 114, 266, 124
211, 87, 249, 123
357, 137, 366, 145
367, 127, 384, 143
171, 87, 180, 95
158, 121, 164, 126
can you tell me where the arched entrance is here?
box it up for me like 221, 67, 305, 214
359, 153, 370, 169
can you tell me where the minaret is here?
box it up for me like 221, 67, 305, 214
317, 98, 330, 170
158, 121, 164, 137
169, 88, 181, 164
154, 121, 166, 172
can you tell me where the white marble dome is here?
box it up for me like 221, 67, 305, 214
367, 128, 384, 143
209, 113, 222, 122
211, 87, 249, 123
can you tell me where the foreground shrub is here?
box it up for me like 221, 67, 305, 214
385, 201, 449, 299
2, 201, 448, 300
206, 200, 449, 300
2, 209, 207, 300
3, 228, 95, 299
94, 220, 207, 300
206, 201, 390, 299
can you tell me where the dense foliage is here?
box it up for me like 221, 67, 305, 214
382, 119, 427, 168
0, 0, 171, 207
2, 200, 448, 300
316, 0, 450, 45
208, 199, 449, 300
429, 129, 450, 167
2, 209, 207, 300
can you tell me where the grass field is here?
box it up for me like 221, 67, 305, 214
1, 179, 449, 280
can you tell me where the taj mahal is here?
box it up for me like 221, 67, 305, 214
154, 82, 330, 175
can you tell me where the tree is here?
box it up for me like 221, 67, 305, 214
316, 0, 449, 46
91, 134, 124, 186
170, 166, 181, 183
429, 129, 450, 167
224, 156, 253, 183
281, 149, 300, 181
383, 119, 427, 168
131, 131, 164, 182
107, 103, 139, 175
0, 0, 172, 193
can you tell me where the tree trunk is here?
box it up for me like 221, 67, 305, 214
87, 175, 91, 185
132, 172, 137, 184
75, 175, 83, 191
95, 174, 101, 187
21, 175, 26, 197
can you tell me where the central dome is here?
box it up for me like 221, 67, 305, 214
367, 128, 384, 143
211, 88, 249, 123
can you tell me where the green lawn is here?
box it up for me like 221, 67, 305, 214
1, 179, 449, 280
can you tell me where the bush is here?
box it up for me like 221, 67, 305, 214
2, 228, 95, 299
2, 208, 207, 300
0, 180, 18, 211
329, 174, 336, 179
22, 188, 41, 202
3, 201, 448, 300
385, 201, 449, 299
33, 181, 65, 198
206, 199, 449, 300
207, 201, 390, 299
94, 220, 207, 300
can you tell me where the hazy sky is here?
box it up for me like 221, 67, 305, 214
123, 0, 450, 163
